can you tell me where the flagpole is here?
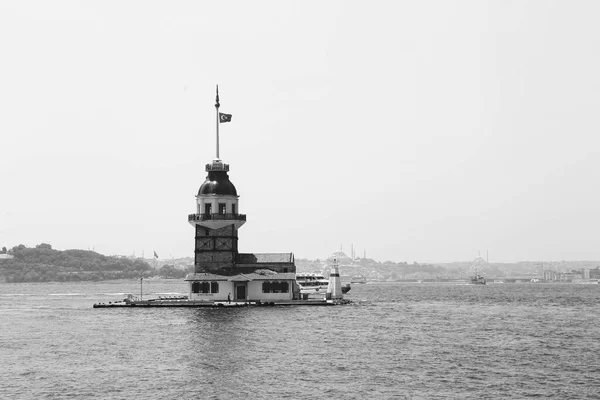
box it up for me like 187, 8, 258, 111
215, 85, 220, 159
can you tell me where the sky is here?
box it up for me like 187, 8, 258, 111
1, 0, 600, 263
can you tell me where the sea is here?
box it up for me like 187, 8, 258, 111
1, 280, 599, 399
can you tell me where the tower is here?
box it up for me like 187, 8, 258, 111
187, 86, 246, 275
188, 159, 246, 275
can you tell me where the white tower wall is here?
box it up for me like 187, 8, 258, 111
327, 258, 343, 300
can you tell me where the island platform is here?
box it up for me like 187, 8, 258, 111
93, 298, 352, 308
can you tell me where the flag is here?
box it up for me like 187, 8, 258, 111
219, 113, 232, 123
154, 251, 159, 259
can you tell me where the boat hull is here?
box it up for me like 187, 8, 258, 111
299, 284, 351, 294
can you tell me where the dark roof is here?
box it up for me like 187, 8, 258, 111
230, 272, 297, 281
185, 273, 230, 281
186, 272, 297, 282
237, 253, 294, 264
198, 171, 238, 196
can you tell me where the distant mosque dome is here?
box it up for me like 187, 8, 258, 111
329, 250, 352, 264
198, 170, 238, 196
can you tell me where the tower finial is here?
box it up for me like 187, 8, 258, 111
213, 85, 232, 160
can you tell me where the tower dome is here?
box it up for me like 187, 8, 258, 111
198, 160, 238, 196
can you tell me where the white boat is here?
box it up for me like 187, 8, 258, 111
296, 272, 350, 294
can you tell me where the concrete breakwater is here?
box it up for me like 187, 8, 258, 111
93, 298, 352, 308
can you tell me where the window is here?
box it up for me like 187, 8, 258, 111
232, 204, 236, 215
262, 281, 289, 293
262, 281, 272, 293
272, 281, 281, 293
200, 282, 210, 293
193, 281, 219, 294
219, 204, 226, 215
204, 204, 212, 215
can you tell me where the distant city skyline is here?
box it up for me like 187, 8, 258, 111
2, 1, 600, 263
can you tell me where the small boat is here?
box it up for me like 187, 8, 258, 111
470, 273, 486, 285
469, 256, 486, 285
351, 274, 367, 284
296, 272, 350, 294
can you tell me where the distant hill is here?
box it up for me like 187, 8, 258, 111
3, 244, 598, 283
0, 243, 155, 283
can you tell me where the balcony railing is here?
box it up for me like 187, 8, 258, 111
205, 163, 229, 172
188, 213, 246, 222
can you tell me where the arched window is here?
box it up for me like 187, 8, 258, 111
211, 282, 219, 293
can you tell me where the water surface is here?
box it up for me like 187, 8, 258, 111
1, 281, 599, 399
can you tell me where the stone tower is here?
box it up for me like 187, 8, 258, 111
188, 159, 246, 275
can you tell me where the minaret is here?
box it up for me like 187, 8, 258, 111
187, 86, 245, 275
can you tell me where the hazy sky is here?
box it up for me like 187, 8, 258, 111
1, 1, 600, 263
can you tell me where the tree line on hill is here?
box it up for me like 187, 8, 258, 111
295, 257, 450, 280
0, 243, 158, 283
